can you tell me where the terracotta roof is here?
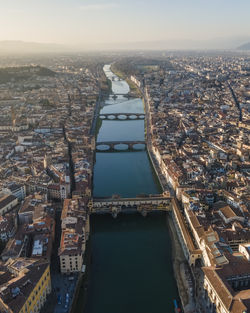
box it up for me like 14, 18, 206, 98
203, 267, 233, 310
230, 299, 249, 313
219, 205, 242, 219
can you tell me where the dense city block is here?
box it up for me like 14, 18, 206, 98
0, 52, 249, 313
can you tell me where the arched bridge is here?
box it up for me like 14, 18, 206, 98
99, 113, 145, 121
111, 93, 132, 99
96, 140, 146, 151
111, 77, 122, 81
89, 195, 172, 217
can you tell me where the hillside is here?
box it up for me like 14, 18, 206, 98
238, 42, 250, 50
0, 41, 66, 55
0, 66, 56, 84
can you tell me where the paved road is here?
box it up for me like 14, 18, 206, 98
53, 273, 78, 313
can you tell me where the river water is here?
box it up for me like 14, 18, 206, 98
77, 65, 178, 313
94, 65, 160, 197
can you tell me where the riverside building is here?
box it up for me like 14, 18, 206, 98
126, 53, 250, 312
58, 197, 89, 274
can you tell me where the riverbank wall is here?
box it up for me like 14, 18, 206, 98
167, 213, 195, 313
146, 147, 164, 192
71, 237, 92, 313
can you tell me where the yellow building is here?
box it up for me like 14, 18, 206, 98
0, 258, 51, 313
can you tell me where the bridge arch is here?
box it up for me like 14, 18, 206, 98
99, 113, 145, 121
96, 141, 146, 152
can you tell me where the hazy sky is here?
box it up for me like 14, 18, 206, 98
0, 0, 250, 46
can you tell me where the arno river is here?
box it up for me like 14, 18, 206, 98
77, 65, 178, 313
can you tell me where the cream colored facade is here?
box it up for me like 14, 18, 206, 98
59, 252, 83, 274
0, 195, 18, 215
171, 198, 201, 266
203, 268, 249, 313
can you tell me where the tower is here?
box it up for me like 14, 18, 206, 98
11, 105, 16, 128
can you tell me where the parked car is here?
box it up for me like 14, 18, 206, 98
57, 294, 62, 305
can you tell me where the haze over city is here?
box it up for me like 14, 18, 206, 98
0, 1, 250, 313
0, 0, 250, 51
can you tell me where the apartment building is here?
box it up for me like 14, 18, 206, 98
58, 197, 89, 274
0, 258, 51, 313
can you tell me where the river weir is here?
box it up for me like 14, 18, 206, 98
75, 65, 179, 313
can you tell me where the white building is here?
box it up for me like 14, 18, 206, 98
2, 184, 26, 201
239, 243, 250, 261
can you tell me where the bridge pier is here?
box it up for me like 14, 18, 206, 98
111, 207, 120, 218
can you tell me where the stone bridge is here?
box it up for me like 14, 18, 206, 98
110, 93, 132, 99
96, 140, 146, 151
111, 77, 122, 81
89, 196, 172, 217
99, 113, 145, 121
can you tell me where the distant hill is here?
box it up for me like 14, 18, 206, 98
90, 37, 250, 51
1, 38, 250, 53
0, 41, 68, 55
0, 66, 56, 84
238, 42, 250, 50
